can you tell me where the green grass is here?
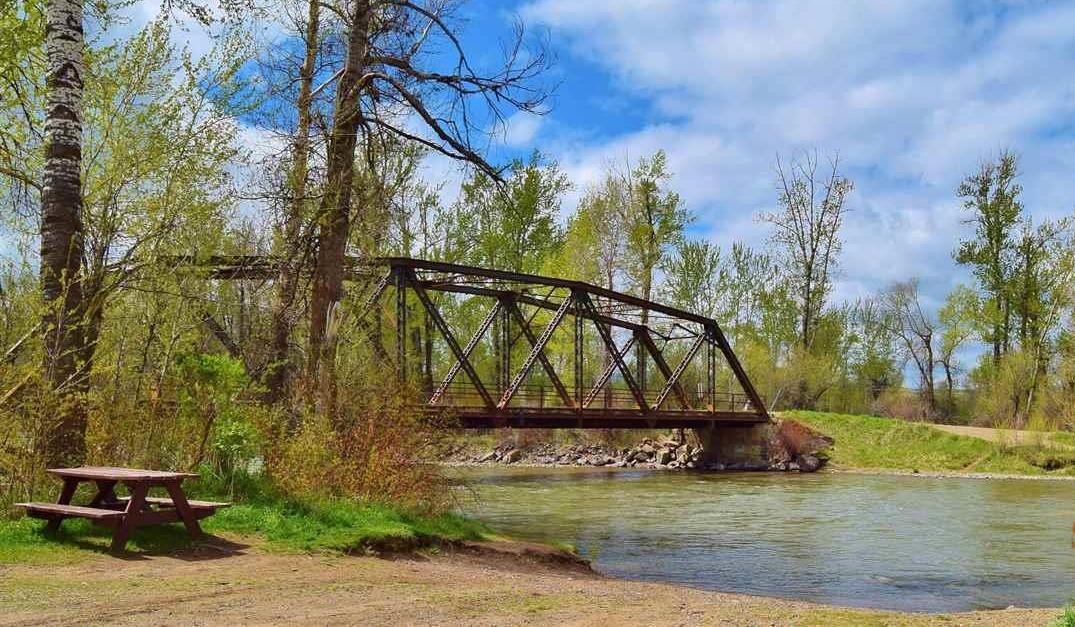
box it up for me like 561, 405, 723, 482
1052, 432, 1075, 447
203, 497, 489, 553
1053, 603, 1075, 627
0, 486, 491, 565
786, 410, 1075, 476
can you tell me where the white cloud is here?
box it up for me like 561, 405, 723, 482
498, 112, 544, 147
522, 0, 1075, 309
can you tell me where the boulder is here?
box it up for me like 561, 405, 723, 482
656, 448, 672, 465
641, 443, 656, 455
796, 454, 824, 473
503, 449, 523, 464
768, 419, 834, 466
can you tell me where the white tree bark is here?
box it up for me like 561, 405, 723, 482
41, 0, 88, 464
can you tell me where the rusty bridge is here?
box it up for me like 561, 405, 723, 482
198, 256, 770, 430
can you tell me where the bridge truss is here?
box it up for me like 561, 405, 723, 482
196, 256, 770, 429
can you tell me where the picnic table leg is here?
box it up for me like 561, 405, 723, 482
88, 480, 119, 508
110, 482, 147, 553
44, 478, 79, 534
163, 480, 203, 539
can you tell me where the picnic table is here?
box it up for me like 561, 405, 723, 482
16, 466, 229, 553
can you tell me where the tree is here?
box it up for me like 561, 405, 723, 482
663, 240, 722, 319
848, 298, 899, 400
937, 285, 977, 416
955, 150, 1023, 366
40, 0, 89, 464
265, 0, 322, 404
621, 151, 690, 389
448, 152, 568, 274
558, 169, 629, 289
761, 151, 852, 351
305, 0, 550, 414
880, 280, 937, 414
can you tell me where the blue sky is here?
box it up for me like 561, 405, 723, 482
445, 0, 1075, 318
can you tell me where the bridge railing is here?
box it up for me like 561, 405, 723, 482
428, 382, 756, 413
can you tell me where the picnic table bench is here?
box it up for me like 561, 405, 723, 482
16, 466, 229, 553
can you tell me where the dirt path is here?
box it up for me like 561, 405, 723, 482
930, 423, 1075, 449
0, 538, 1057, 626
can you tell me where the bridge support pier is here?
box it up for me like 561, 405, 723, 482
693, 422, 772, 469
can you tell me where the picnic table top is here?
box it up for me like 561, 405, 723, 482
47, 466, 198, 481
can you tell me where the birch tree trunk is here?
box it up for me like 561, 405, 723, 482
308, 1, 371, 416
267, 0, 320, 405
41, 0, 88, 465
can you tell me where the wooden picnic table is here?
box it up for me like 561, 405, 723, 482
16, 466, 228, 553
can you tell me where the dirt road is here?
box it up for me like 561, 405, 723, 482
931, 423, 1074, 449
0, 538, 1057, 626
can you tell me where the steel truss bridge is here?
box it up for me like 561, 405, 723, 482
197, 256, 771, 429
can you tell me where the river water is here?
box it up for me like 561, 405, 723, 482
455, 467, 1075, 612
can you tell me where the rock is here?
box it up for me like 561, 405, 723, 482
685, 461, 695, 469
676, 447, 692, 464
667, 460, 681, 469
503, 449, 523, 464
656, 449, 672, 465
796, 454, 823, 472
641, 443, 656, 455
787, 462, 800, 472
478, 451, 499, 463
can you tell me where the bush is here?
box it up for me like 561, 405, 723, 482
872, 388, 931, 422
263, 377, 452, 513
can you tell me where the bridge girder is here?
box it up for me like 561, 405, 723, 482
172, 255, 771, 427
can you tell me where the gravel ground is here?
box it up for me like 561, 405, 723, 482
0, 537, 1059, 626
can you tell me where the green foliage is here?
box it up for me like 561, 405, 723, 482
173, 352, 252, 482
174, 352, 248, 398
448, 151, 569, 274
622, 150, 691, 300
1053, 603, 1075, 627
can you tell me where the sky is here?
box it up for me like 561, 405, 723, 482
447, 0, 1075, 315
116, 0, 1075, 315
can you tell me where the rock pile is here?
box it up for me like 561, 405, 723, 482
456, 437, 704, 470
448, 419, 833, 473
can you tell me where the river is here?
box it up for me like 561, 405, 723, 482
455, 467, 1075, 612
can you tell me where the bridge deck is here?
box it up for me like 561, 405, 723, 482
429, 407, 768, 429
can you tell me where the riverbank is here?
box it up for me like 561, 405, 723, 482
442, 410, 1075, 478
788, 411, 1075, 477
0, 536, 1059, 626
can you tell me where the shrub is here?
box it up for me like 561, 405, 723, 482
872, 388, 931, 421
263, 376, 453, 513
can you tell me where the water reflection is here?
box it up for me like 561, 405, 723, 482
456, 468, 1075, 612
